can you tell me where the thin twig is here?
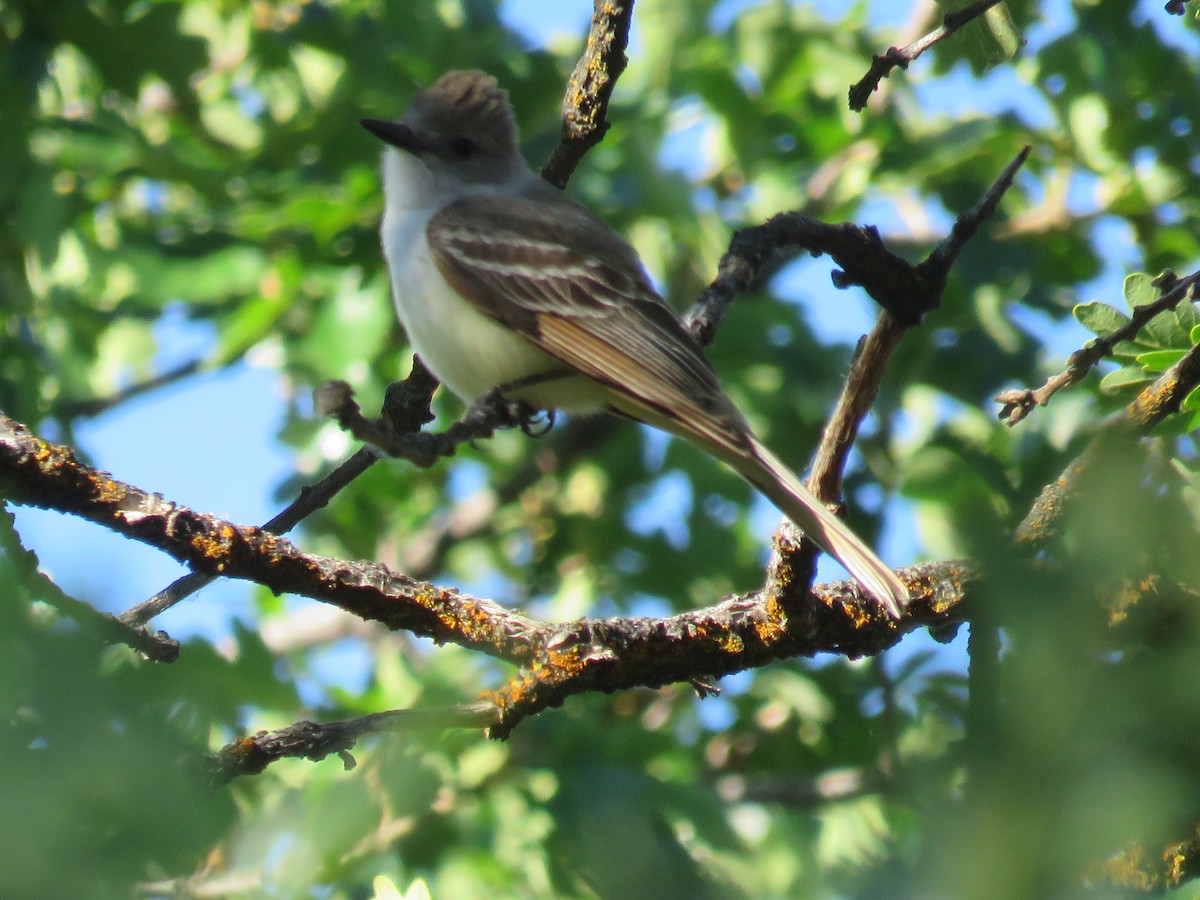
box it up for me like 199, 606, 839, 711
808, 315, 906, 503
117, 449, 378, 628
809, 146, 1030, 493
685, 147, 1029, 345
919, 144, 1031, 282
0, 507, 179, 660
997, 269, 1200, 426
849, 0, 1009, 111
117, 361, 443, 628
1015, 339, 1200, 546
57, 357, 204, 419
204, 702, 496, 785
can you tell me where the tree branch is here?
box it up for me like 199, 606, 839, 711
997, 269, 1200, 426
756, 148, 1028, 606
685, 146, 1028, 345
203, 702, 496, 785
848, 0, 1009, 111
540, 0, 634, 188
0, 412, 961, 737
1015, 339, 1200, 546
58, 357, 204, 420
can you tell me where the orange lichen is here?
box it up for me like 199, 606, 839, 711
93, 475, 127, 505
754, 600, 787, 644
716, 630, 744, 654
545, 647, 586, 677
229, 736, 261, 759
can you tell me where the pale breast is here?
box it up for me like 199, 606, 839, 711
383, 208, 604, 411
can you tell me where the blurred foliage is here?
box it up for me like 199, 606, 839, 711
2, 0, 1200, 896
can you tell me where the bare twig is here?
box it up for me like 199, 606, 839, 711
541, 0, 635, 188
686, 147, 1028, 345
117, 361, 442, 628
58, 357, 204, 419
919, 144, 1031, 283
204, 702, 496, 785
808, 315, 906, 503
118, 449, 377, 628
0, 507, 179, 660
849, 0, 1008, 111
1015, 339, 1200, 546
997, 270, 1200, 426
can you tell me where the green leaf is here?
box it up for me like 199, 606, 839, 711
1135, 349, 1187, 372
933, 2, 1021, 75
1172, 299, 1200, 336
1069, 93, 1114, 172
1073, 301, 1130, 337
1099, 365, 1153, 393
1150, 411, 1195, 438
1123, 272, 1160, 309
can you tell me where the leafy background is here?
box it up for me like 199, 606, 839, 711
3, 0, 1200, 896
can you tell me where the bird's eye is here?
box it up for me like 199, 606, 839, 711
451, 136, 478, 158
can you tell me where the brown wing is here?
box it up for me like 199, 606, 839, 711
427, 189, 752, 454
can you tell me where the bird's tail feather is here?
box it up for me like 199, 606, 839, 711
734, 437, 909, 618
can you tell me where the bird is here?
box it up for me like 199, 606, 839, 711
360, 70, 908, 617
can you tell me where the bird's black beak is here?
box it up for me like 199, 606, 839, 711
360, 118, 423, 154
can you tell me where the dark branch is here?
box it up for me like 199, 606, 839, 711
540, 0, 634, 188
732, 150, 1027, 605
314, 376, 555, 467
918, 144, 1031, 283
57, 357, 204, 419
1015, 339, 1200, 546
0, 509, 179, 660
997, 269, 1200, 426
685, 146, 1028, 343
204, 702, 496, 785
849, 0, 1008, 111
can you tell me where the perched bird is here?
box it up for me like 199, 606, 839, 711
361, 70, 908, 617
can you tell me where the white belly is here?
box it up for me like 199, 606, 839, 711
382, 205, 605, 412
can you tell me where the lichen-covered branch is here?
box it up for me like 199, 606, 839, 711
118, 360, 442, 628
540, 0, 634, 188
0, 412, 959, 741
